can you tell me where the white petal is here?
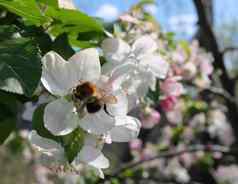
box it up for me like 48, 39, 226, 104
94, 168, 105, 179
106, 89, 128, 116
110, 63, 153, 110
68, 48, 101, 82
110, 63, 138, 91
84, 134, 104, 150
29, 131, 63, 156
44, 98, 79, 136
101, 38, 130, 63
140, 54, 169, 79
101, 60, 119, 75
41, 51, 73, 96
41, 49, 101, 96
132, 36, 157, 58
79, 110, 115, 135
58, 0, 76, 9
76, 145, 109, 169
109, 116, 141, 142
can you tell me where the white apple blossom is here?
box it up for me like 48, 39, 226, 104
29, 131, 109, 178
58, 0, 76, 10
41, 48, 140, 141
102, 35, 169, 78
101, 36, 169, 108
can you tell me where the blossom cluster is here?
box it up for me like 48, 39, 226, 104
28, 0, 216, 180
28, 33, 175, 177
170, 40, 214, 89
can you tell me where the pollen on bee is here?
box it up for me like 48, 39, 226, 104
73, 82, 97, 100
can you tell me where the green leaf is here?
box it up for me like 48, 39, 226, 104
165, 32, 176, 50
0, 25, 18, 41
68, 31, 104, 48
171, 125, 184, 145
20, 25, 53, 55
0, 36, 42, 96
0, 118, 16, 144
0, 94, 18, 144
32, 104, 60, 142
62, 128, 85, 163
33, 104, 85, 163
68, 34, 98, 48
185, 98, 209, 116
7, 132, 25, 154
179, 40, 190, 56
52, 33, 75, 60
48, 8, 104, 36
0, 0, 47, 25
147, 80, 160, 102
37, 0, 58, 8
197, 153, 214, 170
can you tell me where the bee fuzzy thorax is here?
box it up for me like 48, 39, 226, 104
72, 81, 117, 114
73, 82, 97, 100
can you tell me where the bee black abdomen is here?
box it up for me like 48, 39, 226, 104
86, 101, 102, 113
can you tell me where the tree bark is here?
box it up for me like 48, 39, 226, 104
193, 0, 238, 149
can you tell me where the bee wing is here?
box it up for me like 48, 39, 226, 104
101, 95, 118, 104
96, 88, 118, 104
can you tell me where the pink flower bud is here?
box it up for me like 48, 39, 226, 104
170, 64, 184, 76
140, 108, 161, 129
140, 145, 156, 160
129, 139, 142, 151
199, 59, 213, 76
161, 77, 184, 97
119, 14, 139, 24
160, 96, 178, 112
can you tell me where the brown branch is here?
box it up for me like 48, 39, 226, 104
203, 86, 237, 105
99, 144, 237, 183
193, 0, 234, 94
193, 0, 238, 146
222, 46, 238, 54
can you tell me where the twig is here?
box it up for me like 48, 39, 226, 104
111, 145, 232, 177
100, 144, 237, 183
222, 46, 238, 54
203, 86, 237, 105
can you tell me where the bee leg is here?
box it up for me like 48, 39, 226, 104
104, 105, 114, 117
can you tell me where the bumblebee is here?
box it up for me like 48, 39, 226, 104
73, 81, 117, 114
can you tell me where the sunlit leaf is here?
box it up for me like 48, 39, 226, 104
0, 0, 47, 25
0, 37, 42, 96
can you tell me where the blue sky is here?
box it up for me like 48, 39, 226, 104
74, 0, 238, 39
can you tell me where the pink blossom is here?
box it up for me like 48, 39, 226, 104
119, 14, 139, 24
161, 77, 184, 97
129, 139, 142, 151
199, 59, 213, 76
166, 108, 183, 125
170, 64, 184, 76
140, 144, 156, 160
214, 165, 238, 184
160, 96, 178, 112
182, 62, 197, 79
172, 47, 187, 63
140, 107, 161, 129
